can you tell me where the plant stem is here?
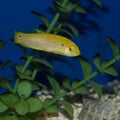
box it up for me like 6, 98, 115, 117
32, 69, 38, 79
74, 54, 120, 89
44, 54, 120, 108
44, 91, 68, 108
46, 0, 69, 33
13, 56, 33, 93
46, 13, 60, 33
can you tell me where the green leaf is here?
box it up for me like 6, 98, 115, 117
72, 79, 80, 89
74, 6, 87, 14
0, 93, 19, 109
38, 67, 55, 75
0, 113, 20, 120
0, 81, 13, 92
0, 40, 6, 49
31, 60, 55, 75
26, 97, 42, 113
54, 0, 63, 4
0, 60, 11, 69
89, 81, 103, 98
0, 78, 13, 82
46, 105, 59, 113
32, 81, 47, 90
65, 1, 76, 12
79, 56, 92, 79
15, 99, 29, 116
0, 100, 8, 113
53, 1, 70, 14
31, 10, 50, 27
61, 101, 73, 116
43, 98, 51, 108
93, 53, 102, 72
16, 72, 33, 81
15, 65, 33, 80
35, 29, 45, 33
32, 81, 46, 91
103, 65, 118, 76
32, 58, 53, 69
61, 23, 79, 37
17, 116, 30, 120
47, 76, 60, 97
93, 0, 102, 7
32, 83, 40, 91
102, 60, 109, 66
73, 86, 89, 94
53, 28, 73, 37
17, 81, 32, 98
106, 36, 119, 59
15, 65, 32, 75
62, 77, 72, 90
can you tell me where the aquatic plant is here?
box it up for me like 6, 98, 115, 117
0, 0, 119, 119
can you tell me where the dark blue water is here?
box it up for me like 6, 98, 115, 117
0, 0, 120, 90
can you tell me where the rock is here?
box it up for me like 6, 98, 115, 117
79, 96, 120, 120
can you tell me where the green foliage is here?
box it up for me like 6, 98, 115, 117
89, 81, 102, 98
61, 22, 79, 37
62, 77, 72, 90
93, 0, 102, 7
31, 10, 50, 28
32, 0, 87, 37
0, 40, 11, 70
15, 65, 33, 81
0, 93, 19, 108
74, 86, 89, 94
0, 101, 8, 113
0, 40, 6, 49
102, 62, 118, 76
15, 65, 32, 75
26, 97, 42, 113
93, 53, 103, 72
74, 6, 87, 14
17, 81, 32, 98
1, 0, 120, 120
54, 0, 87, 14
0, 78, 13, 92
53, 27, 73, 37
32, 58, 53, 69
79, 56, 92, 79
0, 60, 11, 69
45, 104, 59, 113
15, 99, 29, 116
106, 36, 120, 59
61, 101, 73, 116
47, 75, 60, 97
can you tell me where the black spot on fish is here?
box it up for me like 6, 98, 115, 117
18, 35, 21, 38
69, 47, 72, 51
61, 44, 64, 46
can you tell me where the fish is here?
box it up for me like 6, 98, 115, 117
14, 32, 80, 57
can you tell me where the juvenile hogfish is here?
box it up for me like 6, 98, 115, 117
14, 32, 80, 57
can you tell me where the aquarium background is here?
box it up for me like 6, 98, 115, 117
0, 0, 120, 85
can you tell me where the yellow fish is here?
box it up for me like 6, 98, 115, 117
14, 32, 80, 57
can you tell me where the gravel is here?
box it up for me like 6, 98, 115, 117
36, 80, 120, 120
